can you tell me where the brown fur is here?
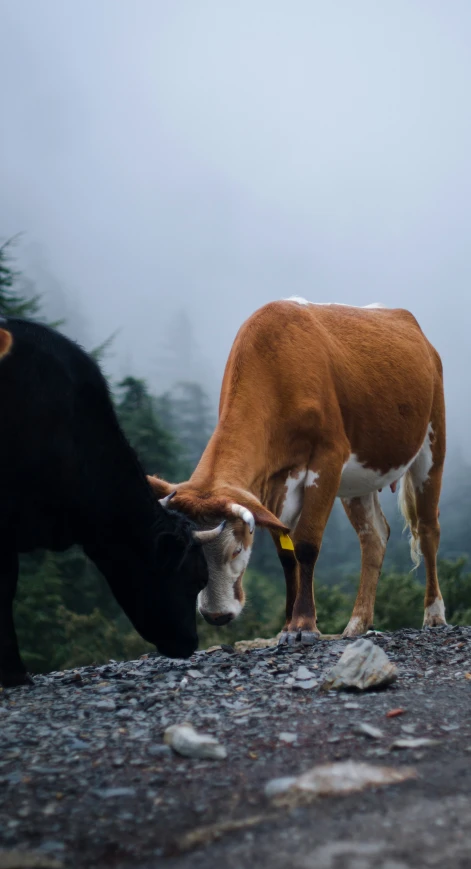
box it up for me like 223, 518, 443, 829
0, 329, 13, 358
149, 301, 446, 635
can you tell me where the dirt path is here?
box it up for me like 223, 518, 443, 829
1, 626, 470, 868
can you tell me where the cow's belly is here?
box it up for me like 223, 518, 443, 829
336, 453, 416, 500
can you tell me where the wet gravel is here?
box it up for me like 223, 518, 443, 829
1, 626, 471, 868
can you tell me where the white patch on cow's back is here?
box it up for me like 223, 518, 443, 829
284, 295, 309, 306
409, 424, 434, 492
423, 595, 446, 627
338, 454, 415, 500
282, 298, 387, 310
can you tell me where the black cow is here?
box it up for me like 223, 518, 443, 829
0, 318, 224, 687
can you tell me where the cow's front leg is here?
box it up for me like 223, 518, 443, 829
279, 449, 344, 645
0, 549, 32, 688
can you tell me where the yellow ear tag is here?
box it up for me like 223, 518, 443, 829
279, 533, 295, 551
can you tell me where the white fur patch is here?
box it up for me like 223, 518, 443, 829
279, 469, 319, 527
358, 493, 389, 549
338, 454, 415, 500
280, 472, 305, 528
409, 424, 434, 493
283, 300, 387, 310
424, 596, 446, 622
284, 295, 309, 306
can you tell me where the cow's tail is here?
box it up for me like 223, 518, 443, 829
0, 328, 13, 359
398, 470, 421, 569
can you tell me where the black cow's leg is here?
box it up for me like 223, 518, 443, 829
0, 550, 31, 687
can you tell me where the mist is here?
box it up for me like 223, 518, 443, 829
1, 1, 470, 449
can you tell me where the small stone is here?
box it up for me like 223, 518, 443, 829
95, 787, 137, 799
322, 639, 398, 692
354, 723, 384, 739
278, 732, 297, 743
295, 666, 315, 681
391, 738, 440, 749
92, 699, 116, 711
187, 670, 204, 679
264, 776, 297, 797
116, 709, 133, 719
164, 724, 227, 759
292, 679, 317, 690
265, 760, 417, 802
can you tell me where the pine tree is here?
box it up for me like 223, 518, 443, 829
159, 381, 215, 471
115, 376, 184, 479
0, 239, 42, 319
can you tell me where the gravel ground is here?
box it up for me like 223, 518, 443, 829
1, 626, 471, 869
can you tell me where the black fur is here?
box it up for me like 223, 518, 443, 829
0, 318, 208, 686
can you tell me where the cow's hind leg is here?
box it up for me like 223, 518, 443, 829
399, 418, 446, 628
342, 492, 390, 637
0, 550, 31, 687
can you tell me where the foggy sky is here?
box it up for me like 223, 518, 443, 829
1, 1, 471, 449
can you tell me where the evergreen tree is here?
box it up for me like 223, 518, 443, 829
159, 381, 215, 471
115, 376, 183, 479
0, 239, 42, 319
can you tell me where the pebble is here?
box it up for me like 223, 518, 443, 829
354, 723, 384, 739
163, 724, 227, 759
391, 738, 440, 749
94, 787, 137, 799
278, 732, 297, 743
91, 700, 116, 711
295, 666, 316, 681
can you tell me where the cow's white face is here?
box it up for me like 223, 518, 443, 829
197, 520, 253, 625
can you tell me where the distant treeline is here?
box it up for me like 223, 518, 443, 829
2, 239, 471, 672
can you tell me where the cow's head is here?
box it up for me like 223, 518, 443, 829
148, 477, 289, 626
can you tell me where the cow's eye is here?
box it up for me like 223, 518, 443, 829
232, 546, 242, 559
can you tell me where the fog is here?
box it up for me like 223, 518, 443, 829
1, 1, 470, 449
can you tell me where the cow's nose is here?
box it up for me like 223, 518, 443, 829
201, 611, 235, 626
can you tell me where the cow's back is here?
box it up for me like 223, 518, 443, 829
0, 318, 118, 548
218, 300, 442, 471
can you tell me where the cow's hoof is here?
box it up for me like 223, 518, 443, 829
278, 630, 320, 646
1, 671, 34, 688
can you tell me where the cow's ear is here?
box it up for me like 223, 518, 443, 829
147, 476, 178, 500
227, 489, 290, 534
250, 503, 290, 534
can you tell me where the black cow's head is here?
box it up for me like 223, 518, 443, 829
86, 502, 223, 660
144, 507, 218, 659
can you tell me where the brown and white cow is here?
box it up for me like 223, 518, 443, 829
149, 299, 446, 642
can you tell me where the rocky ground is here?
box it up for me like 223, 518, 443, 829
1, 626, 471, 869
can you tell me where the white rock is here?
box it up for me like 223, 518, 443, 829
278, 732, 297, 743
321, 639, 398, 692
187, 669, 204, 679
163, 724, 227, 759
354, 722, 384, 739
295, 666, 316, 681
391, 737, 439, 749
264, 776, 297, 797
292, 679, 318, 690
265, 760, 416, 801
